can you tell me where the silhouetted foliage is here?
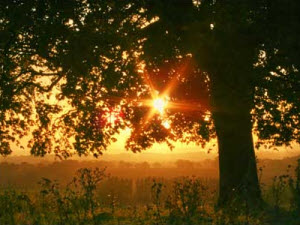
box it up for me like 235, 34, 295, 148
1, 0, 300, 204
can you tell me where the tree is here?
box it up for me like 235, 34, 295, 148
0, 0, 143, 157
138, 0, 300, 205
1, 0, 299, 206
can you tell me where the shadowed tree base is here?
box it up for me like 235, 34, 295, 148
213, 110, 262, 207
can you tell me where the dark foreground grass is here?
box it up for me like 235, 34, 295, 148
1, 165, 300, 225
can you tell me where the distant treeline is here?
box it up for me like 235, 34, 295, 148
0, 156, 299, 188
0, 159, 218, 188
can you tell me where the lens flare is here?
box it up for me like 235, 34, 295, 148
153, 98, 167, 114
95, 107, 124, 128
162, 120, 171, 129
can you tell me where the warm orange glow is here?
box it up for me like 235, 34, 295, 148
134, 57, 202, 134
153, 97, 167, 114
107, 114, 118, 126
101, 107, 123, 127
204, 114, 210, 121
162, 120, 171, 129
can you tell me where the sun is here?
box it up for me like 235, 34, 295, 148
153, 97, 167, 114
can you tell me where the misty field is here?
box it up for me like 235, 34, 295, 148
1, 157, 300, 225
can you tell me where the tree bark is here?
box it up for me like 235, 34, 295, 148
211, 79, 261, 206
213, 110, 261, 206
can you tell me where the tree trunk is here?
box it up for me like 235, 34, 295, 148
211, 79, 261, 206
213, 110, 261, 206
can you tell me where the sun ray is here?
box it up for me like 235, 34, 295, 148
137, 62, 158, 99
167, 100, 205, 113
161, 57, 193, 97
127, 57, 211, 145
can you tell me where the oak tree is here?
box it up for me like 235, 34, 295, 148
1, 0, 299, 205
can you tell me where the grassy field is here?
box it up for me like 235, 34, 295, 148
1, 166, 300, 224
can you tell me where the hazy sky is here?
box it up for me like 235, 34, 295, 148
10, 127, 300, 160
108, 130, 300, 159
8, 77, 298, 160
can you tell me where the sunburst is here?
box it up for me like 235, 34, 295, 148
153, 97, 167, 114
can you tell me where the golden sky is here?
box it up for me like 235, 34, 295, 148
10, 126, 300, 161
7, 68, 299, 160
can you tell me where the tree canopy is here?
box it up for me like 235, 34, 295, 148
0, 0, 299, 159
142, 0, 300, 146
